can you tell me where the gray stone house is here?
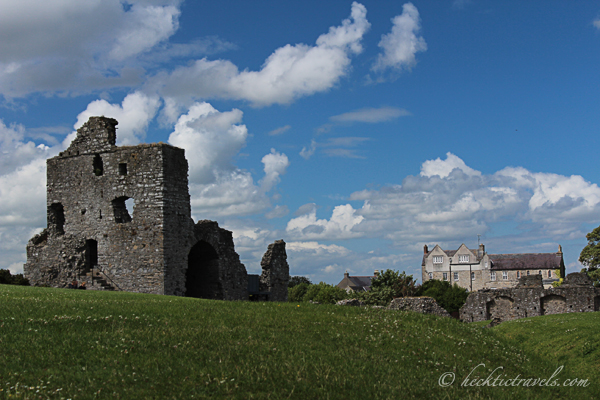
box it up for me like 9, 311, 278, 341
421, 243, 565, 291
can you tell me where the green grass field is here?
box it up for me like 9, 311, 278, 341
0, 285, 597, 399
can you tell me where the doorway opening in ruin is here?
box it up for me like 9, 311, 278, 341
186, 240, 223, 299
85, 239, 98, 269
49, 203, 65, 234
595, 296, 600, 312
112, 196, 133, 223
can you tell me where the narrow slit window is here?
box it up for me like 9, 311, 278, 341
93, 154, 103, 176
119, 163, 127, 176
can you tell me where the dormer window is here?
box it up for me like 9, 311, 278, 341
458, 255, 470, 263
433, 256, 443, 264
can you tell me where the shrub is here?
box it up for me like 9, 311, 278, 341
302, 282, 348, 304
288, 282, 311, 302
415, 279, 469, 313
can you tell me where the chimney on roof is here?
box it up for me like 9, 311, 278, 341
478, 243, 485, 258
374, 270, 379, 277
344, 271, 349, 279
424, 244, 428, 254
558, 244, 562, 254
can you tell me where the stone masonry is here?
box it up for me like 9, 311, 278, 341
459, 273, 600, 323
388, 297, 451, 318
24, 117, 288, 300
259, 240, 289, 301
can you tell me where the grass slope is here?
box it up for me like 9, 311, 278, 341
0, 285, 597, 399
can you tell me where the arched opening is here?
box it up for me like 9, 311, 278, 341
112, 196, 133, 223
48, 203, 65, 234
186, 240, 223, 299
541, 294, 567, 315
594, 296, 600, 312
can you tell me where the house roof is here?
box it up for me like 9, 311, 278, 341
489, 253, 562, 271
421, 247, 478, 266
337, 274, 374, 291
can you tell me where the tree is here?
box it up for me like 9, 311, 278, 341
356, 269, 417, 306
551, 269, 564, 288
302, 282, 348, 304
579, 226, 600, 287
415, 279, 469, 313
288, 283, 311, 302
0, 269, 30, 286
288, 276, 312, 288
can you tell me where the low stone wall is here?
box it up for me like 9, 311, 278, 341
388, 297, 451, 318
336, 299, 366, 307
460, 273, 600, 323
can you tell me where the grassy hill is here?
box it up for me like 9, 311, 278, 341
0, 285, 597, 399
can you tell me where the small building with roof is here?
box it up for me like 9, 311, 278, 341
337, 270, 379, 292
421, 243, 565, 291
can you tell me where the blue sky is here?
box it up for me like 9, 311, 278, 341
2, 0, 600, 284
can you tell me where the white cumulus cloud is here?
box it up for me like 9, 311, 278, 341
372, 2, 427, 73
286, 203, 364, 240
168, 102, 289, 219
75, 91, 161, 145
420, 152, 481, 178
0, 0, 182, 98
156, 2, 371, 107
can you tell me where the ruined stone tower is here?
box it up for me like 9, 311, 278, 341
24, 116, 256, 300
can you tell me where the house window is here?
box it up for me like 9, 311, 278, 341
527, 271, 530, 276
490, 272, 496, 281
517, 271, 521, 279
428, 272, 432, 280
458, 255, 470, 263
471, 272, 475, 281
538, 270, 542, 275
453, 272, 459, 281
485, 261, 488, 268
502, 271, 508, 280
443, 273, 448, 281
433, 256, 443, 264
548, 270, 552, 278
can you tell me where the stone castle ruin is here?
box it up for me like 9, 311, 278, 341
24, 117, 289, 300
460, 272, 600, 323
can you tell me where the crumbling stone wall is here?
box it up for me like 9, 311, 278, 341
259, 240, 289, 301
189, 220, 248, 301
24, 116, 284, 301
388, 297, 451, 318
25, 117, 192, 294
460, 273, 600, 322
25, 231, 88, 287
